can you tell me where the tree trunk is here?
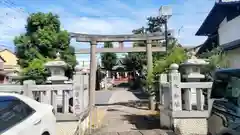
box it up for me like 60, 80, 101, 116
149, 95, 156, 111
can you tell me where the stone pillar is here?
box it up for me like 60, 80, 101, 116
146, 40, 153, 73
160, 64, 182, 129
73, 71, 84, 116
23, 80, 35, 99
89, 41, 97, 107
168, 64, 182, 111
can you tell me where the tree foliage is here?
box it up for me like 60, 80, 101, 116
122, 53, 145, 72
100, 42, 117, 71
145, 16, 164, 33
123, 16, 184, 92
153, 45, 187, 75
200, 47, 230, 80
14, 12, 77, 84
123, 16, 176, 73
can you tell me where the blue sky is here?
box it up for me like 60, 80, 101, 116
0, 0, 215, 62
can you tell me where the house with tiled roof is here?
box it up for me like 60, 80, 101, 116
196, 0, 240, 68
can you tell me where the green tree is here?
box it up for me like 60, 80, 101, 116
200, 47, 230, 80
101, 42, 117, 71
124, 16, 171, 74
122, 53, 145, 74
146, 16, 164, 33
14, 12, 77, 84
147, 44, 187, 110
153, 45, 187, 75
123, 16, 185, 110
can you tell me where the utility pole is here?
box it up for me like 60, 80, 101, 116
164, 19, 168, 51
159, 6, 172, 52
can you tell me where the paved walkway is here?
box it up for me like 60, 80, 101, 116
90, 87, 175, 135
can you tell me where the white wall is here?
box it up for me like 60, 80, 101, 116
218, 15, 240, 45
217, 15, 240, 68
226, 48, 240, 68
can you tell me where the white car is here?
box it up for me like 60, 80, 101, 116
0, 93, 56, 135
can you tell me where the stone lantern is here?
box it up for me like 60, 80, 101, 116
44, 52, 68, 84
180, 51, 209, 110
44, 52, 70, 111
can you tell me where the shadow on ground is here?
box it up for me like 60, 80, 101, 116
115, 82, 149, 99
114, 82, 130, 88
96, 100, 149, 110
122, 114, 176, 134
97, 82, 151, 110
104, 108, 175, 135
127, 88, 149, 100
122, 114, 160, 130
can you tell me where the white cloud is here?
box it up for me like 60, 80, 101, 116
0, 0, 215, 53
61, 15, 143, 35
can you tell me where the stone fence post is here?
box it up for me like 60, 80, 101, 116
73, 71, 85, 116
159, 73, 167, 105
23, 80, 35, 99
168, 63, 182, 111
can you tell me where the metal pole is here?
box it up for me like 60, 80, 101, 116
164, 18, 168, 52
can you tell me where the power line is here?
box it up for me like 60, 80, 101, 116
1, 0, 29, 14
0, 0, 29, 28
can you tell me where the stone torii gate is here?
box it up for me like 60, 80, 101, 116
71, 32, 169, 107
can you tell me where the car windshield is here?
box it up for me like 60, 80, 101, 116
211, 70, 240, 106
0, 96, 32, 133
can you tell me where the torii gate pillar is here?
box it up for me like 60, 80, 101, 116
147, 40, 153, 74
89, 41, 97, 107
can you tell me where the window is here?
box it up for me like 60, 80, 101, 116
0, 96, 35, 133
211, 70, 240, 106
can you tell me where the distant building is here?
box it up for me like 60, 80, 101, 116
78, 60, 90, 68
0, 49, 20, 70
185, 45, 202, 54
0, 56, 6, 83
0, 49, 20, 83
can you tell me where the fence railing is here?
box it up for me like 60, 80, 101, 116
0, 73, 90, 121
159, 67, 212, 118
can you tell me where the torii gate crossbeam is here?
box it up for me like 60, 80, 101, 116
71, 32, 170, 110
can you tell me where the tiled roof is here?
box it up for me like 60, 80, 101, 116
196, 1, 240, 36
